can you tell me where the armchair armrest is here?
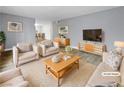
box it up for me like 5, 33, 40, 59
16, 81, 29, 87
13, 46, 19, 67
33, 45, 39, 54
0, 68, 21, 83
39, 44, 46, 56
33, 44, 39, 59
53, 41, 59, 48
102, 52, 108, 63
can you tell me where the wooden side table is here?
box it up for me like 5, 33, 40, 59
54, 37, 70, 47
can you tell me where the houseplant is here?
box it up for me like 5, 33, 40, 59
65, 45, 72, 52
0, 31, 6, 53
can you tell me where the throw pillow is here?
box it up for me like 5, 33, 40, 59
106, 49, 123, 71
17, 43, 32, 53
45, 44, 53, 48
40, 40, 53, 48
114, 48, 122, 55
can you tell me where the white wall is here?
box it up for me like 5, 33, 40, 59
53, 7, 124, 51
0, 13, 35, 49
35, 21, 53, 40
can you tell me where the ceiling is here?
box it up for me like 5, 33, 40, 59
0, 6, 119, 21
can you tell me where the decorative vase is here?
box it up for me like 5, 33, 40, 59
52, 54, 61, 63
65, 46, 72, 52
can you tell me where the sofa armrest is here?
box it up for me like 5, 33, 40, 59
33, 45, 39, 54
102, 52, 108, 63
13, 46, 19, 67
16, 81, 29, 87
39, 44, 46, 56
53, 41, 59, 48
0, 68, 21, 83
33, 44, 39, 59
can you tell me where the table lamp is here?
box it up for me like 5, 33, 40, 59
114, 41, 124, 54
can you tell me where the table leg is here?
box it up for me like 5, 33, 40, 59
45, 65, 48, 74
77, 61, 79, 70
57, 78, 60, 87
75, 60, 79, 70
57, 73, 60, 86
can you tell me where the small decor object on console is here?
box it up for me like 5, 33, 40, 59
8, 22, 23, 32
52, 54, 61, 63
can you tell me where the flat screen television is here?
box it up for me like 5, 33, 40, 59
83, 29, 102, 42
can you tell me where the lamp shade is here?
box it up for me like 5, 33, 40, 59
114, 41, 124, 48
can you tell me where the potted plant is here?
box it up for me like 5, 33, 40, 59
0, 31, 6, 53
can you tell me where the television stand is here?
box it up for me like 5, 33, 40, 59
78, 41, 106, 55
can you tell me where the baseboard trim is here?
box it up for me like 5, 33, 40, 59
71, 46, 78, 49
5, 48, 12, 51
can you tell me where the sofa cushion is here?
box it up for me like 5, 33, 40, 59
46, 47, 58, 53
19, 51, 36, 61
0, 68, 21, 83
120, 58, 124, 86
106, 49, 123, 71
86, 62, 120, 87
94, 82, 119, 87
0, 76, 24, 87
40, 40, 53, 48
115, 48, 122, 55
17, 43, 32, 53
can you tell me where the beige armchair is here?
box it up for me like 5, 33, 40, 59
13, 43, 39, 67
0, 68, 29, 87
38, 40, 59, 56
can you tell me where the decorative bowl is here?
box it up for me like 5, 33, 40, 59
63, 55, 71, 61
52, 54, 61, 63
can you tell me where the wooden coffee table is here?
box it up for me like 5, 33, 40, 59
43, 54, 80, 86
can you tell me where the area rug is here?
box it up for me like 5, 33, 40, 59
20, 58, 96, 87
0, 49, 102, 87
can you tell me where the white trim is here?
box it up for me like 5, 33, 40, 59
5, 48, 12, 51
71, 46, 78, 49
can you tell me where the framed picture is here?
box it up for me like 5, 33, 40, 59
8, 22, 23, 32
58, 26, 68, 35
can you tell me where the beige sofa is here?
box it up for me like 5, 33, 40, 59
38, 40, 59, 57
13, 43, 39, 67
0, 68, 29, 87
86, 52, 124, 87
